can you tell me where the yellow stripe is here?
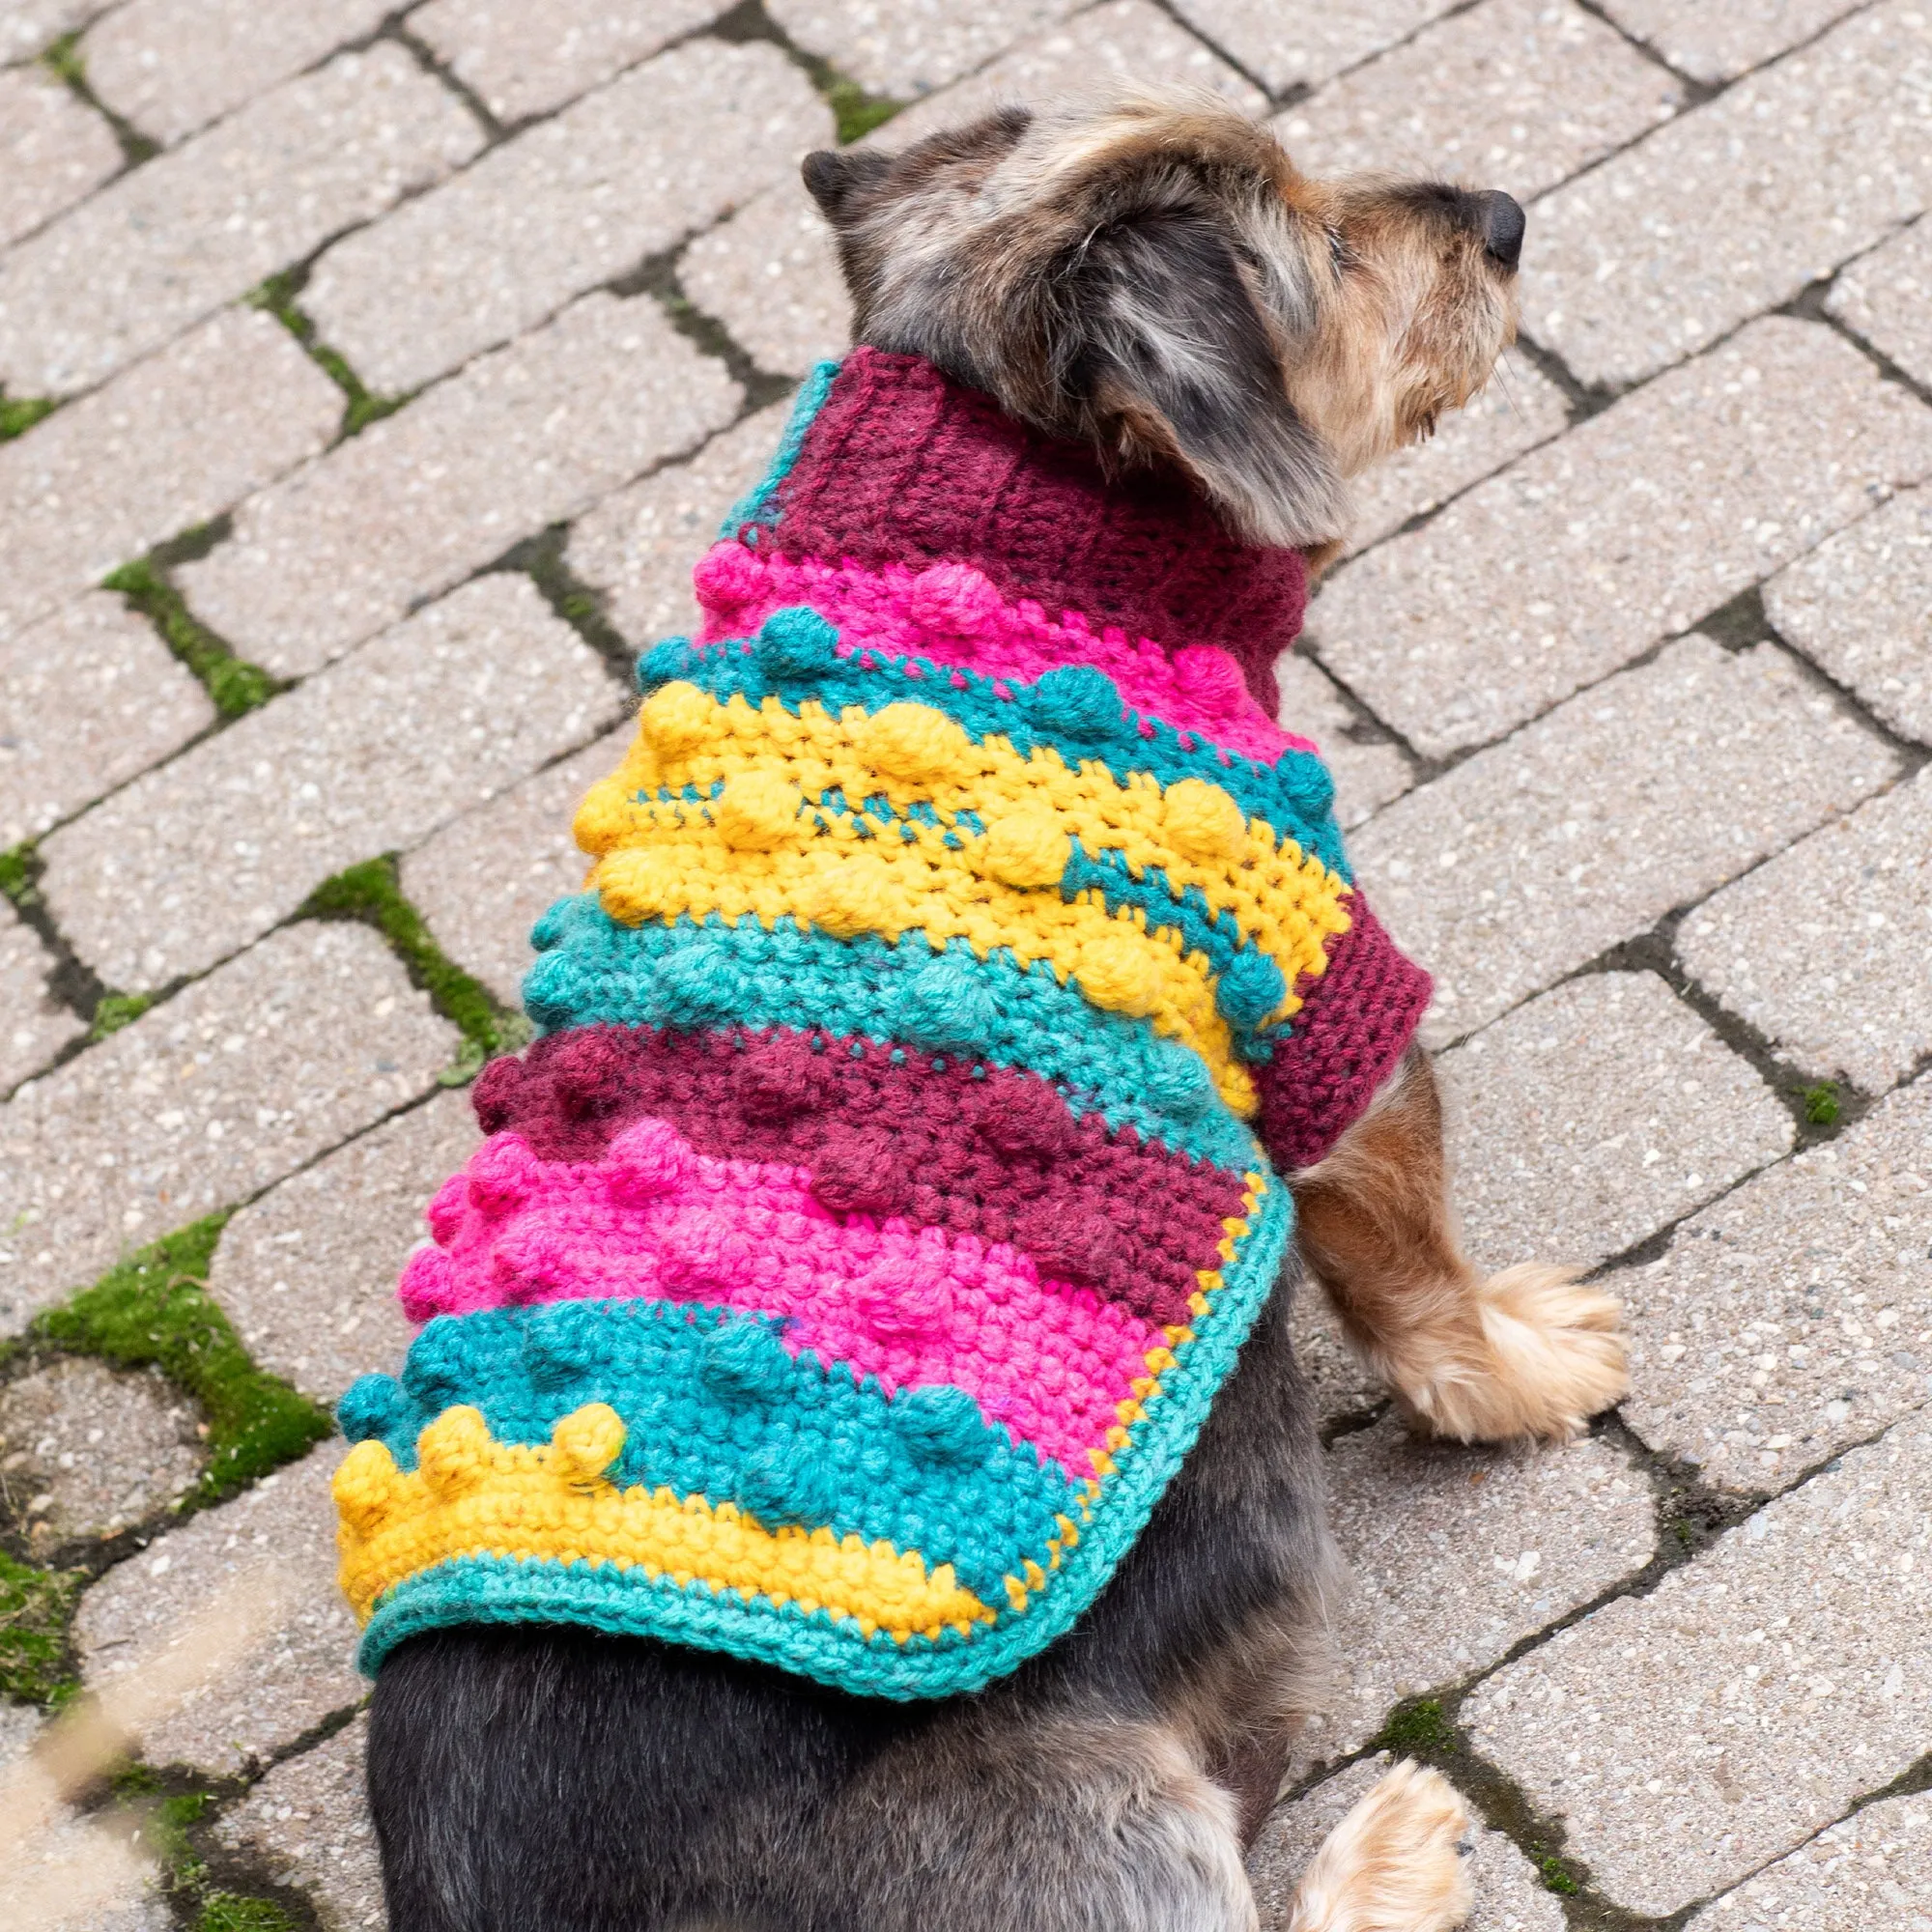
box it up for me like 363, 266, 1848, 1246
334, 1405, 994, 1643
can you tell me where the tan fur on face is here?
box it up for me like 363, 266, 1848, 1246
1288, 1761, 1475, 1932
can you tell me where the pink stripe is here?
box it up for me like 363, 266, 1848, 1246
400, 1122, 1160, 1476
692, 542, 1314, 763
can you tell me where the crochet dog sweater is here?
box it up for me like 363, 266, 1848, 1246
331, 350, 1431, 1699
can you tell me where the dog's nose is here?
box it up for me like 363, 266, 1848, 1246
1476, 190, 1525, 269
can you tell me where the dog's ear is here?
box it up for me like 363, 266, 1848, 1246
802, 149, 892, 224
1059, 204, 1347, 549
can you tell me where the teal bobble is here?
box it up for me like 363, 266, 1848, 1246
635, 638, 689, 694
756, 605, 840, 678
1028, 666, 1121, 737
1282, 757, 1335, 818
740, 1440, 836, 1527
699, 1321, 794, 1409
338, 1375, 410, 1444
655, 941, 749, 1026
522, 1300, 602, 1391
400, 1317, 469, 1409
892, 1385, 993, 1469
1146, 1042, 1216, 1119
897, 951, 998, 1051
1218, 950, 1289, 1028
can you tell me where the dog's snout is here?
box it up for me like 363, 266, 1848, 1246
1476, 189, 1525, 269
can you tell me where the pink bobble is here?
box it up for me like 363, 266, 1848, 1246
468, 1133, 540, 1217
908, 561, 1003, 638
606, 1118, 694, 1205
692, 541, 764, 618
398, 1245, 456, 1321
660, 1208, 754, 1299
1170, 645, 1247, 706
491, 1223, 582, 1304
425, 1173, 469, 1247
853, 1254, 953, 1342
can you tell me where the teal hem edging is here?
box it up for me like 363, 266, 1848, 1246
719, 359, 841, 542
355, 1176, 1293, 1698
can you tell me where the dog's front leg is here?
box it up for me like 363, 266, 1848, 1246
1287, 1046, 1628, 1442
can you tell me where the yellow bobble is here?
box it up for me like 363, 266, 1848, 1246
980, 805, 1069, 889
639, 681, 715, 758
596, 847, 683, 925
807, 850, 896, 941
416, 1406, 493, 1498
552, 1403, 627, 1485
1162, 778, 1246, 862
1077, 930, 1160, 1017
859, 703, 969, 783
713, 769, 798, 850
572, 775, 639, 857
332, 1438, 400, 1538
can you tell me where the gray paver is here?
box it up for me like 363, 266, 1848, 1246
214, 1715, 384, 1932
0, 1, 100, 59
0, 305, 341, 646
1249, 1754, 1562, 1932
767, 0, 1083, 99
0, 1356, 201, 1544
303, 40, 830, 396
210, 1086, 479, 1406
0, 64, 120, 249
1612, 1071, 1932, 1494
679, 181, 847, 382
1525, 3, 1932, 390
1464, 1406, 1932, 1916
0, 45, 483, 398
74, 1440, 361, 1776
1685, 1790, 1932, 1931
0, 922, 457, 1335
1272, 0, 1682, 206
1310, 317, 1932, 758
1438, 972, 1793, 1276
1342, 354, 1571, 558
1350, 636, 1897, 1047
1168, 0, 1457, 96
1273, 650, 1412, 830
1, 589, 214, 847
565, 396, 794, 648
1830, 216, 1932, 390
411, 0, 726, 126
41, 575, 621, 992
1680, 770, 1932, 1094
1767, 487, 1932, 746
401, 726, 628, 1008
0, 899, 80, 1094
1601, 0, 1869, 85
178, 293, 742, 677
1302, 1415, 1654, 1759
80, 0, 394, 148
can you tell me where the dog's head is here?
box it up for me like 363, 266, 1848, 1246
802, 91, 1523, 554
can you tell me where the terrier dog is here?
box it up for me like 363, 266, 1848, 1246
355, 92, 1627, 1931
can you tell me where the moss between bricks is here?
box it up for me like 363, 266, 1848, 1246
0, 839, 35, 906
102, 557, 280, 720
90, 990, 156, 1040
249, 272, 407, 439
32, 1215, 332, 1509
0, 1547, 83, 1703
110, 1768, 305, 1932
0, 392, 58, 440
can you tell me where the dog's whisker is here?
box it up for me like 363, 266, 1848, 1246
1492, 354, 1527, 426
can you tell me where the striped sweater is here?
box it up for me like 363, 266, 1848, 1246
331, 350, 1431, 1699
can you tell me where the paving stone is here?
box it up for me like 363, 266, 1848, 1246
1311, 318, 1932, 758
1273, 0, 1682, 207
1524, 3, 1932, 390
303, 41, 829, 397
1350, 636, 1897, 1047
210, 1087, 479, 1406
1249, 1754, 1563, 1932
1, 590, 214, 847
1610, 1071, 1932, 1495
1169, 0, 1458, 95
74, 1440, 361, 1776
411, 0, 726, 126
80, 0, 395, 148
1680, 770, 1932, 1095
1438, 972, 1793, 1276
0, 45, 483, 399
1766, 487, 1932, 746
0, 63, 120, 249
0, 922, 457, 1335
0, 1356, 201, 1545
0, 0, 101, 61
42, 576, 622, 992
0, 899, 80, 1094
401, 726, 628, 1009
565, 396, 795, 648
1273, 649, 1412, 830
1341, 354, 1572, 558
179, 292, 742, 678
1301, 1415, 1654, 1760
767, 0, 1084, 99
1685, 1789, 1932, 1931
214, 1715, 384, 1932
1830, 216, 1932, 391
0, 306, 341, 647
679, 180, 847, 381
1600, 0, 1869, 85
1464, 1406, 1932, 1916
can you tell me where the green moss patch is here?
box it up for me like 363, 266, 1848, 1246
0, 1548, 82, 1703
102, 557, 279, 720
38, 28, 85, 87
1376, 1696, 1452, 1755
33, 1216, 332, 1506
1803, 1081, 1841, 1126
825, 77, 901, 144
249, 273, 406, 438
0, 393, 58, 440
0, 839, 36, 906
90, 990, 156, 1039
195, 1893, 302, 1932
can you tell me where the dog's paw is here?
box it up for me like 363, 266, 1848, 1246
1287, 1760, 1474, 1932
1398, 1263, 1629, 1444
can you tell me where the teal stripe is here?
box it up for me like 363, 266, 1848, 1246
719, 361, 841, 544
522, 895, 1262, 1172
338, 1300, 1075, 1605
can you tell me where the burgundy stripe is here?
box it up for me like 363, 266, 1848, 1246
472, 1025, 1251, 1329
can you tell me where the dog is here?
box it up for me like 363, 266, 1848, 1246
350, 92, 1628, 1931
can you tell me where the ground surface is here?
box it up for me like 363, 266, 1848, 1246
1, 2, 1929, 1927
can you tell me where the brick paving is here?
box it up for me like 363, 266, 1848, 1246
0, 5, 1926, 1928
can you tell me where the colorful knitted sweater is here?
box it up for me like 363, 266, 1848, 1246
331, 350, 1431, 1699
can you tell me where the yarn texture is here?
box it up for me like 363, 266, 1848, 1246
334, 349, 1430, 1698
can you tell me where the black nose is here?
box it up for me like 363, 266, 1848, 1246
1476, 189, 1525, 269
